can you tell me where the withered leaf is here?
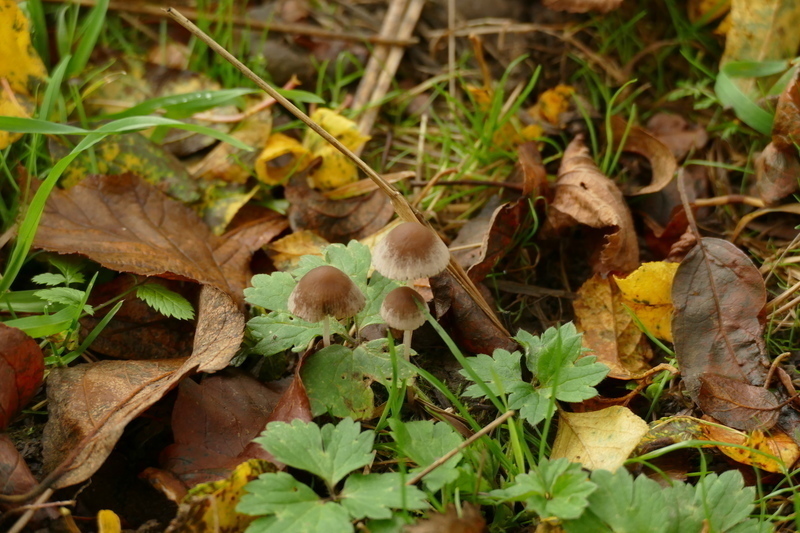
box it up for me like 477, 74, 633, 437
755, 143, 800, 206
769, 54, 800, 151
33, 174, 285, 302
0, 323, 44, 429
550, 135, 639, 274
611, 116, 677, 195
0, 434, 56, 521
645, 113, 708, 160
284, 172, 394, 243
672, 238, 770, 402
543, 0, 623, 13
698, 374, 780, 432
42, 287, 243, 489
406, 503, 486, 533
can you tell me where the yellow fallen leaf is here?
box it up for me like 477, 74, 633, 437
266, 230, 328, 271
614, 261, 679, 342
97, 510, 121, 533
0, 0, 47, 95
702, 423, 800, 473
308, 144, 359, 189
0, 89, 30, 149
255, 132, 310, 185
302, 108, 369, 189
551, 406, 649, 471
528, 85, 575, 126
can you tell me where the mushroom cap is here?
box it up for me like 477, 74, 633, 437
288, 265, 365, 322
372, 222, 450, 281
380, 286, 426, 331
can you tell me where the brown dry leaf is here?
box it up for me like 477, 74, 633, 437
550, 406, 649, 471
698, 373, 780, 431
672, 238, 770, 403
0, 0, 47, 95
42, 286, 243, 489
702, 423, 800, 472
611, 116, 677, 196
645, 113, 709, 160
754, 144, 800, 205
265, 230, 328, 271
32, 174, 285, 303
0, 323, 44, 429
0, 433, 56, 521
550, 135, 639, 274
573, 274, 653, 380
614, 261, 680, 342
772, 68, 800, 149
731, 203, 800, 242
406, 503, 486, 533
542, 0, 623, 13
285, 172, 394, 243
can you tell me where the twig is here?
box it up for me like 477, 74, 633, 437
165, 7, 510, 337
7, 489, 53, 533
405, 410, 515, 486
41, 0, 417, 46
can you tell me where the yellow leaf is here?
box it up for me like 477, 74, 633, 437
303, 108, 369, 189
528, 85, 575, 126
0, 90, 31, 149
255, 133, 310, 185
551, 406, 649, 471
97, 510, 121, 533
167, 459, 275, 532
0, 0, 47, 95
266, 230, 328, 271
614, 261, 679, 342
702, 424, 800, 473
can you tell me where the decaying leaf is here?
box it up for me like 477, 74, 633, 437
611, 116, 677, 196
645, 113, 709, 160
255, 132, 309, 185
573, 275, 653, 380
551, 406, 649, 471
0, 433, 56, 521
527, 84, 576, 126
33, 174, 285, 302
0, 0, 47, 95
542, 0, 623, 13
772, 68, 800, 150
702, 422, 800, 473
614, 261, 679, 342
756, 71, 800, 204
0, 324, 44, 429
406, 503, 486, 533
42, 287, 243, 489
698, 374, 780, 432
672, 238, 770, 402
302, 108, 370, 189
265, 230, 328, 271
550, 135, 639, 274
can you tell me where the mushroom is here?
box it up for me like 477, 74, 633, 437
380, 286, 426, 361
372, 222, 450, 281
288, 265, 365, 347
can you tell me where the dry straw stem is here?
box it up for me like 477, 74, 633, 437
165, 7, 509, 336
43, 0, 416, 46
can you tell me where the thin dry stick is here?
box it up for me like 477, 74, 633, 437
165, 7, 510, 336
405, 410, 515, 486
7, 489, 54, 533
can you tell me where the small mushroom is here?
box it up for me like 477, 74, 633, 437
372, 222, 450, 281
288, 265, 365, 347
380, 286, 426, 361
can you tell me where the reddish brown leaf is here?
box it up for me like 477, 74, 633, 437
406, 503, 486, 533
0, 434, 56, 521
32, 174, 286, 302
611, 116, 678, 196
645, 113, 708, 160
672, 238, 770, 403
755, 143, 800, 206
42, 286, 243, 489
698, 374, 780, 432
517, 141, 548, 198
772, 68, 800, 151
284, 172, 394, 243
550, 135, 639, 274
0, 324, 44, 429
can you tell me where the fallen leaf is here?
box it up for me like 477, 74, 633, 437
0, 89, 32, 150
573, 275, 653, 380
551, 406, 649, 471
97, 510, 121, 533
0, 323, 44, 429
406, 503, 486, 533
702, 422, 800, 473
550, 134, 639, 274
164, 459, 276, 533
754, 144, 800, 205
611, 115, 678, 196
731, 203, 800, 242
32, 174, 277, 302
772, 68, 800, 149
265, 230, 328, 271
614, 261, 680, 342
0, 433, 56, 521
645, 113, 709, 160
672, 238, 771, 402
284, 171, 394, 243
0, 0, 47, 95
698, 373, 780, 431
42, 286, 243, 489
634, 415, 709, 456
528, 84, 576, 126
302, 108, 370, 189
542, 0, 623, 13
254, 132, 310, 185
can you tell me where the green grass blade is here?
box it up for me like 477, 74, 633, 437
714, 70, 774, 135
100, 88, 257, 120
67, 0, 109, 77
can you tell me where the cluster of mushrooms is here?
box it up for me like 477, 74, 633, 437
287, 221, 450, 360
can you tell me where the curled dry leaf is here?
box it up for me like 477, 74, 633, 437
0, 324, 44, 429
772, 68, 800, 150
645, 113, 709, 160
611, 115, 678, 196
42, 287, 243, 489
543, 0, 623, 13
550, 406, 649, 471
33, 174, 286, 303
0, 433, 57, 521
701, 423, 800, 473
755, 144, 800, 205
698, 373, 780, 431
550, 135, 639, 274
672, 238, 770, 403
573, 274, 653, 380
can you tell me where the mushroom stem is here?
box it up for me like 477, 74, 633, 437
402, 329, 413, 362
322, 316, 331, 347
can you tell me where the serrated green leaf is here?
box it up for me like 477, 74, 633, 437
249, 311, 347, 356
491, 458, 595, 521
239, 473, 352, 533
460, 349, 523, 399
507, 383, 554, 427
340, 473, 428, 519
45, 255, 86, 286
31, 273, 67, 286
389, 420, 463, 491
34, 287, 93, 315
693, 472, 756, 533
254, 418, 374, 488
136, 284, 195, 320
244, 272, 296, 312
